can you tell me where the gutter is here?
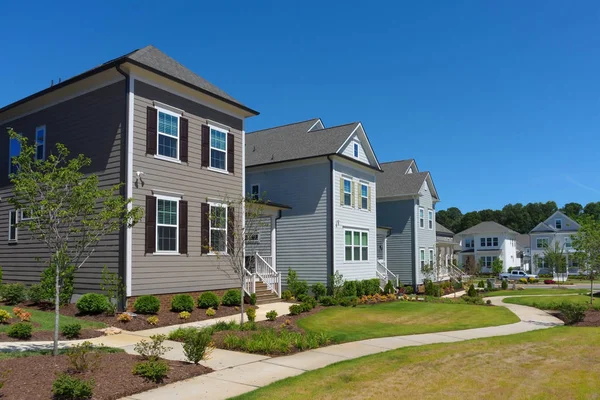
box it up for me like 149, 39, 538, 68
327, 155, 335, 283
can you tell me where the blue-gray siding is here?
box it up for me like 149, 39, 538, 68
377, 200, 415, 285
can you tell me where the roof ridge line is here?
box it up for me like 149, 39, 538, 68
248, 118, 321, 134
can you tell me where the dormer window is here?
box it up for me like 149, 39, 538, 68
555, 219, 562, 229
353, 142, 359, 158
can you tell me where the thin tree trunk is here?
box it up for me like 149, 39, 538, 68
53, 251, 60, 356
591, 278, 594, 306
240, 272, 245, 325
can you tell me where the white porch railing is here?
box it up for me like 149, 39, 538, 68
243, 267, 256, 296
255, 252, 281, 296
377, 259, 399, 290
447, 263, 468, 281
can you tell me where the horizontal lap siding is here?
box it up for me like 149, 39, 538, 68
416, 180, 436, 283
377, 200, 415, 285
131, 81, 244, 296
245, 216, 272, 257
0, 81, 126, 292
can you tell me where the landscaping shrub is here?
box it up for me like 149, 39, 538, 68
133, 295, 160, 314
2, 283, 27, 305
222, 328, 331, 354
477, 280, 485, 289
296, 294, 310, 303
311, 282, 327, 300
467, 284, 477, 297
183, 329, 214, 364
132, 360, 169, 383
281, 290, 293, 301
424, 281, 441, 297
171, 294, 194, 312
62, 323, 82, 339
52, 373, 94, 400
266, 310, 278, 321
249, 293, 257, 306
40, 264, 75, 305
528, 277, 539, 283
134, 335, 172, 361
519, 278, 528, 284
486, 280, 494, 291
76, 293, 110, 315
501, 279, 508, 290
342, 280, 357, 297
384, 280, 396, 295
246, 308, 256, 322
486, 299, 492, 305
319, 296, 337, 306
339, 296, 358, 307
117, 313, 132, 322
67, 341, 101, 372
404, 285, 414, 295
559, 302, 587, 325
241, 321, 258, 331
461, 295, 485, 305
168, 327, 198, 342
287, 268, 309, 298
7, 322, 32, 339
27, 284, 47, 304
220, 289, 241, 307
303, 297, 317, 309
205, 308, 216, 317
363, 279, 381, 296
0, 310, 10, 323
147, 316, 159, 325
289, 304, 303, 315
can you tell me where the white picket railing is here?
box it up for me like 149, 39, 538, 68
377, 259, 399, 289
255, 253, 281, 296
243, 267, 256, 296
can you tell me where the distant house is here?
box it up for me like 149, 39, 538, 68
436, 222, 459, 271
516, 234, 531, 271
245, 118, 382, 289
529, 211, 580, 274
455, 221, 519, 273
376, 159, 440, 286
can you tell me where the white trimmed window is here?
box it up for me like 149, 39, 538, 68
428, 210, 433, 229
480, 237, 499, 247
360, 184, 368, 209
343, 178, 352, 206
157, 109, 180, 159
20, 209, 33, 221
210, 126, 228, 171
8, 137, 21, 176
480, 256, 497, 268
536, 237, 549, 249
564, 236, 572, 248
353, 142, 359, 158
465, 238, 474, 248
156, 196, 178, 253
419, 207, 424, 228
210, 204, 227, 254
8, 210, 17, 242
245, 232, 259, 243
555, 219, 562, 229
429, 248, 434, 264
35, 125, 46, 161
345, 230, 368, 261
250, 184, 260, 201
420, 248, 425, 269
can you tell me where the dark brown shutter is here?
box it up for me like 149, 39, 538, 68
145, 196, 157, 254
227, 207, 235, 255
201, 202, 209, 254
227, 133, 235, 173
180, 117, 189, 163
179, 200, 188, 254
146, 107, 157, 155
201, 125, 210, 167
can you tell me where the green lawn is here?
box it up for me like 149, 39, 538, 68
503, 294, 599, 310
296, 301, 519, 343
483, 288, 588, 297
0, 306, 105, 333
231, 327, 600, 400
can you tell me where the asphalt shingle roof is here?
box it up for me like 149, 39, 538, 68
455, 221, 519, 236
246, 120, 360, 167
376, 159, 430, 198
436, 222, 454, 236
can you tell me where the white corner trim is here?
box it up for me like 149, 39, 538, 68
242, 128, 246, 263
335, 123, 362, 154
125, 77, 135, 297
153, 101, 184, 116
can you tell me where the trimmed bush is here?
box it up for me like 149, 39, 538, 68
171, 294, 194, 312
289, 304, 303, 315
384, 280, 395, 295
477, 280, 485, 289
183, 329, 213, 364
281, 290, 293, 301
559, 302, 587, 324
76, 293, 110, 315
2, 283, 27, 305
52, 373, 94, 400
319, 296, 337, 307
133, 295, 161, 314
198, 292, 220, 309
179, 311, 191, 319
363, 279, 381, 296
62, 323, 82, 339
342, 280, 357, 297
205, 308, 216, 317
501, 279, 508, 290
467, 284, 477, 297
461, 295, 485, 305
7, 322, 32, 339
302, 297, 317, 310
246, 308, 256, 322
266, 310, 278, 321
147, 316, 159, 325
132, 360, 169, 383
339, 296, 358, 307
486, 280, 494, 291
287, 268, 309, 297
0, 309, 10, 323
28, 284, 47, 304
221, 289, 241, 307
311, 282, 327, 300
249, 293, 257, 306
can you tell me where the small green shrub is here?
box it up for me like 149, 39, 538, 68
289, 304, 303, 315
486, 280, 494, 291
287, 268, 309, 297
501, 279, 508, 290
221, 328, 331, 355
168, 327, 198, 342
28, 284, 47, 304
404, 285, 414, 295
249, 293, 257, 305
2, 283, 27, 305
133, 334, 172, 361
559, 302, 587, 324
67, 341, 101, 372
171, 294, 194, 312
342, 280, 357, 297
384, 280, 395, 295
486, 299, 492, 305
363, 279, 381, 296
133, 295, 160, 314
281, 290, 293, 301
76, 293, 110, 315
340, 296, 358, 307
205, 308, 216, 317
221, 289, 241, 307
147, 316, 159, 325
241, 321, 258, 331
477, 280, 485, 289
52, 374, 94, 400
467, 284, 477, 297
302, 297, 317, 310
132, 360, 169, 383
246, 308, 256, 322
319, 296, 337, 306
461, 295, 484, 305
183, 329, 213, 364
266, 310, 278, 321
296, 294, 310, 303
197, 291, 220, 309
311, 282, 327, 299
0, 309, 10, 323
424, 281, 441, 297
62, 323, 82, 339
7, 322, 32, 339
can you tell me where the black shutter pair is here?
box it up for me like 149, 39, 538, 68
201, 124, 235, 173
146, 107, 188, 162
144, 195, 188, 254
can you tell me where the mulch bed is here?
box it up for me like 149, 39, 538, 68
0, 327, 103, 342
0, 352, 211, 400
572, 310, 600, 327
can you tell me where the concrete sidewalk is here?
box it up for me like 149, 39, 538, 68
119, 296, 563, 400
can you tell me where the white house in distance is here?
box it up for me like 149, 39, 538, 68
455, 221, 519, 273
529, 211, 580, 274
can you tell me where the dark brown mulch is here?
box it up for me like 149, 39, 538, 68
0, 352, 211, 400
0, 328, 103, 342
573, 310, 600, 327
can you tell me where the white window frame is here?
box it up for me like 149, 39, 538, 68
155, 107, 181, 162
428, 209, 433, 230
208, 125, 229, 173
245, 232, 259, 243
155, 195, 179, 254
343, 178, 352, 206
209, 202, 228, 255
8, 210, 17, 242
564, 236, 572, 248
493, 237, 498, 247
420, 248, 425, 269
419, 207, 424, 228
360, 183, 368, 210
35, 125, 46, 161
353, 142, 359, 158
536, 237, 549, 249
429, 248, 434, 264
20, 209, 34, 221
250, 184, 260, 201
344, 229, 368, 261
555, 219, 562, 229
465, 238, 473, 248
480, 256, 497, 268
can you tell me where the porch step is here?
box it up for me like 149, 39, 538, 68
253, 282, 280, 305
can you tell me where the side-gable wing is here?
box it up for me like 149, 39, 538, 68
420, 173, 440, 202
530, 221, 555, 233
543, 211, 580, 231
337, 123, 381, 170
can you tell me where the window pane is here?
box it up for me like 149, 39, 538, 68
362, 247, 368, 260
344, 180, 351, 193
211, 207, 226, 228
493, 238, 498, 246
158, 134, 178, 158
362, 197, 368, 209
361, 185, 368, 197
211, 230, 226, 252
157, 200, 177, 225
481, 238, 485, 246
487, 238, 492, 246
345, 246, 352, 261
344, 193, 351, 206
210, 149, 226, 170
345, 231, 352, 246
157, 226, 177, 251
354, 247, 360, 260
158, 112, 178, 137
210, 129, 227, 150
361, 232, 368, 246
353, 232, 360, 245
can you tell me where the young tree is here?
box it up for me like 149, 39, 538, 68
7, 129, 142, 355
421, 260, 436, 283
491, 258, 504, 277
544, 241, 567, 286
572, 216, 600, 305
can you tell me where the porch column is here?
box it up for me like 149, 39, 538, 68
271, 214, 277, 271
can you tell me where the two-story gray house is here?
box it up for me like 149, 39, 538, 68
1, 45, 258, 299
376, 159, 440, 287
530, 211, 580, 274
245, 118, 382, 288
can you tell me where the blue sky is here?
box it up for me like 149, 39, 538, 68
2, 1, 599, 211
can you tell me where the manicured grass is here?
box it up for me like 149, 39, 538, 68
296, 301, 519, 343
0, 305, 105, 333
0, 346, 123, 360
232, 327, 600, 400
504, 294, 599, 310
483, 288, 588, 297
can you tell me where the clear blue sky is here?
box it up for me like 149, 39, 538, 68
2, 1, 599, 212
